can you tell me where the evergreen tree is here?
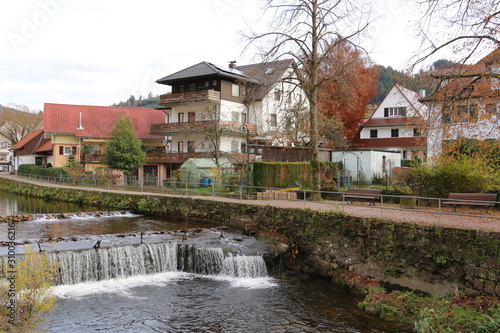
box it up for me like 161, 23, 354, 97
104, 114, 146, 175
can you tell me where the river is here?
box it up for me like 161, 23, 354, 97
0, 191, 413, 332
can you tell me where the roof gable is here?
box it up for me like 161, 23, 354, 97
371, 84, 427, 119
44, 103, 165, 140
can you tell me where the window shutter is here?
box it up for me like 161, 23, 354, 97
384, 108, 389, 117
59, 146, 64, 155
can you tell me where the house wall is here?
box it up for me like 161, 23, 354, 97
426, 102, 500, 161
331, 150, 401, 182
258, 68, 308, 142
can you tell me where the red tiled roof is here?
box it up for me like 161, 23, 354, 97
44, 103, 165, 140
10, 129, 44, 150
36, 139, 52, 152
422, 48, 500, 101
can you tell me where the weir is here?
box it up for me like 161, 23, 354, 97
12, 242, 269, 285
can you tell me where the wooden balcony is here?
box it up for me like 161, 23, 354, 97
150, 121, 257, 136
159, 90, 221, 105
146, 152, 255, 164
83, 152, 255, 165
83, 154, 104, 163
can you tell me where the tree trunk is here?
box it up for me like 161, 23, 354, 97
309, 0, 321, 201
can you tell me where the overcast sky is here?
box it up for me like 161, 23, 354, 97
1, 0, 424, 111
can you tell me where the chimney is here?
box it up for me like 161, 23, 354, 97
419, 89, 426, 98
77, 112, 84, 130
229, 60, 237, 69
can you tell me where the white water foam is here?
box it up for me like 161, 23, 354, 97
52, 271, 191, 298
52, 272, 277, 298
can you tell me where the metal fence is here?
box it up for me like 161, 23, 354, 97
17, 173, 500, 221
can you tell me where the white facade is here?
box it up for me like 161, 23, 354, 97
354, 84, 427, 161
331, 150, 401, 183
425, 102, 500, 160
0, 134, 11, 172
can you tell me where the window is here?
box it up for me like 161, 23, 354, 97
270, 114, 277, 127
486, 104, 498, 113
231, 141, 239, 153
179, 85, 184, 93
413, 128, 420, 137
59, 146, 76, 156
188, 84, 196, 92
384, 107, 407, 117
0, 142, 8, 149
241, 113, 247, 124
241, 142, 247, 154
188, 112, 196, 122
178, 112, 184, 122
241, 86, 247, 95
232, 84, 240, 97
187, 141, 195, 153
391, 129, 399, 138
274, 89, 281, 101
0, 155, 7, 161
177, 141, 184, 153
370, 129, 378, 138
213, 80, 217, 86
231, 112, 240, 123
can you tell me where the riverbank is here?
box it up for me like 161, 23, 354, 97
1, 174, 500, 331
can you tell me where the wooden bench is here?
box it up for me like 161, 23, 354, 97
442, 193, 497, 213
343, 188, 382, 205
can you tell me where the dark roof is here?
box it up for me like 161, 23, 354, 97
10, 129, 51, 156
236, 59, 296, 100
156, 61, 259, 85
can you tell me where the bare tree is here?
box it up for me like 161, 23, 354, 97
0, 104, 43, 145
246, 0, 371, 199
413, 0, 500, 68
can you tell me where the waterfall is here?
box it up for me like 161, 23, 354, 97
20, 242, 268, 285
48, 243, 178, 285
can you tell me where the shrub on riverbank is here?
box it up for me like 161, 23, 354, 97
359, 287, 500, 333
0, 247, 57, 332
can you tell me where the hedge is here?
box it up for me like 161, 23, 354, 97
18, 164, 68, 178
253, 161, 340, 189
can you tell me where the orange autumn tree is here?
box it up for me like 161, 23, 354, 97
318, 42, 379, 145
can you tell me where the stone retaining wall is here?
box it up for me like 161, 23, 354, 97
1, 177, 499, 296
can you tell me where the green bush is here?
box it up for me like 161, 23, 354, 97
18, 164, 68, 179
402, 157, 500, 198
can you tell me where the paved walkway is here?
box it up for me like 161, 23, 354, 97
1, 173, 499, 233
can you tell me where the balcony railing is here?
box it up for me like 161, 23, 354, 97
83, 154, 104, 163
146, 152, 255, 164
150, 121, 257, 136
159, 90, 221, 105
83, 152, 255, 164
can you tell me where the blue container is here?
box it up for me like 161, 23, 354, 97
200, 177, 212, 188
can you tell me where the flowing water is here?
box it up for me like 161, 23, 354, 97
0, 191, 413, 332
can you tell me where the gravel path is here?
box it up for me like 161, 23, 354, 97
2, 174, 499, 233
